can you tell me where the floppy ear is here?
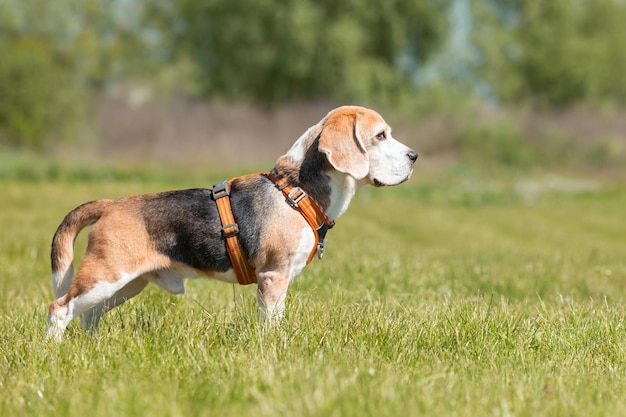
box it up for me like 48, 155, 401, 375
318, 111, 369, 179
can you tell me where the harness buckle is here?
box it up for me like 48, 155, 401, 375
222, 223, 239, 238
212, 180, 230, 200
317, 237, 327, 259
286, 187, 306, 208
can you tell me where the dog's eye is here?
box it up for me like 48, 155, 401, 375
376, 131, 386, 141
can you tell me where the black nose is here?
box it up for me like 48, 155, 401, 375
407, 150, 418, 163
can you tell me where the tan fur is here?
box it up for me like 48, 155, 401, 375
67, 203, 172, 295
319, 109, 369, 179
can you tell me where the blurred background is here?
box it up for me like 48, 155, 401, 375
1, 0, 625, 175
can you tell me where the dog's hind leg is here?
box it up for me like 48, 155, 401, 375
47, 267, 143, 342
80, 277, 149, 332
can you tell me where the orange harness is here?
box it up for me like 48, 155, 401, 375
212, 173, 335, 285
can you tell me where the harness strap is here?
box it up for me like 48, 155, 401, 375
212, 179, 257, 285
264, 172, 335, 264
212, 173, 335, 285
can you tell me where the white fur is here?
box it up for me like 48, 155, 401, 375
48, 265, 241, 340
48, 270, 140, 341
52, 258, 73, 299
285, 126, 316, 162
76, 268, 238, 334
326, 171, 359, 220
367, 134, 414, 186
146, 270, 187, 294
289, 227, 316, 281
145, 267, 238, 293
257, 289, 287, 323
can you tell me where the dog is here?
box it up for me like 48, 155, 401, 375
46, 105, 417, 341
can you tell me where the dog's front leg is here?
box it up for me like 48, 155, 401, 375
256, 270, 290, 323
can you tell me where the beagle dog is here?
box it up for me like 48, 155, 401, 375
47, 105, 417, 341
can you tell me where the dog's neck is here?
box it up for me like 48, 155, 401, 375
271, 135, 361, 221
324, 170, 360, 220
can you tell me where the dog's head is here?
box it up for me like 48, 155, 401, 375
315, 106, 417, 186
281, 106, 417, 187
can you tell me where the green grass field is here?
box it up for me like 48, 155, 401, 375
1, 159, 626, 416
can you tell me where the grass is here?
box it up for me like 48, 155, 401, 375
1, 159, 626, 416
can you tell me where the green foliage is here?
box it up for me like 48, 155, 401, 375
166, 0, 449, 104
424, 113, 626, 172
451, 121, 539, 168
0, 0, 157, 147
472, 0, 626, 106
0, 38, 81, 146
4, 0, 626, 149
0, 0, 91, 147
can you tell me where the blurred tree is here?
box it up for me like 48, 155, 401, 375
158, 0, 450, 105
6, 0, 626, 148
0, 0, 80, 146
0, 37, 82, 146
472, 0, 626, 106
0, 0, 155, 147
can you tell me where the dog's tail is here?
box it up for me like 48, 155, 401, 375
51, 199, 114, 299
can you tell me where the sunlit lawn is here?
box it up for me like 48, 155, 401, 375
1, 161, 625, 417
